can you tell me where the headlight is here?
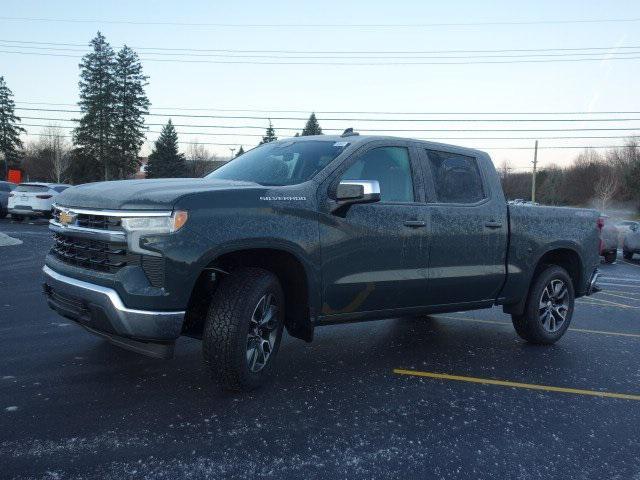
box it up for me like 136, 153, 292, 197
121, 211, 188, 234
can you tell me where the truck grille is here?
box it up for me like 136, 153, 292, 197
51, 233, 137, 274
52, 209, 123, 231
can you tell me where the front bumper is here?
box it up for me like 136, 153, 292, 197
43, 265, 185, 354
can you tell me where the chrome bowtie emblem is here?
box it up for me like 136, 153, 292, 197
58, 210, 77, 226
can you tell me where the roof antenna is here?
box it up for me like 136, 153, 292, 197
341, 128, 359, 137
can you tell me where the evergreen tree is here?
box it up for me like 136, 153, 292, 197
74, 32, 117, 181
235, 146, 245, 157
301, 112, 323, 136
146, 120, 185, 178
259, 120, 277, 145
114, 45, 150, 179
0, 76, 25, 180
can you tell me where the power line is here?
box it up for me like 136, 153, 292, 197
3, 49, 640, 65
14, 101, 640, 116
14, 107, 640, 122
16, 115, 640, 133
20, 123, 640, 142
1, 16, 639, 28
2, 38, 639, 55
20, 131, 242, 147
19, 131, 634, 150
4, 41, 640, 60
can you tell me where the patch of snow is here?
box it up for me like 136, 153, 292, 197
0, 232, 22, 247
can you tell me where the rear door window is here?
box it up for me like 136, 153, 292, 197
425, 150, 485, 204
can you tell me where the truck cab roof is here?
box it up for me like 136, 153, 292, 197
271, 133, 489, 159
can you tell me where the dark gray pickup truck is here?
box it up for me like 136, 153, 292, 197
43, 133, 601, 390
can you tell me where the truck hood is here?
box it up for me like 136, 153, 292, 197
55, 178, 259, 211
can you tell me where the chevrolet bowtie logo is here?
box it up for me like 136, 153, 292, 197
58, 210, 77, 226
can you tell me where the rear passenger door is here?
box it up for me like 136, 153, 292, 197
419, 148, 508, 306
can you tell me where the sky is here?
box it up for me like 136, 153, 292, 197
1, 0, 640, 171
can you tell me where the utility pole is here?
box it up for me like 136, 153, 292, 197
229, 147, 236, 158
531, 140, 538, 203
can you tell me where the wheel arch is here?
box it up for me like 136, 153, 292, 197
504, 245, 584, 316
183, 241, 318, 342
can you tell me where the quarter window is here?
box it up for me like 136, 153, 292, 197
341, 146, 414, 203
425, 150, 485, 203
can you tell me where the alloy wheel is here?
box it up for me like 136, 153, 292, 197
246, 293, 279, 373
538, 279, 570, 333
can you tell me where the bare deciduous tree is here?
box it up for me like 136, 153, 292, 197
594, 172, 619, 213
41, 125, 71, 183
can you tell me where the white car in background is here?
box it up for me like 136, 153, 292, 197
8, 183, 71, 221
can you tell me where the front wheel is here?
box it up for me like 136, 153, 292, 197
623, 250, 634, 260
11, 214, 24, 222
512, 265, 575, 344
202, 267, 284, 391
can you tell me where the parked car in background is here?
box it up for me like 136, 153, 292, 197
0, 181, 16, 218
8, 183, 71, 221
600, 216, 619, 263
623, 222, 640, 260
617, 220, 640, 236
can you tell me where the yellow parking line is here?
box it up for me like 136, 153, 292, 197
436, 315, 640, 338
393, 369, 640, 401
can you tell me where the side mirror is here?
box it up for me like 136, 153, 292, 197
331, 180, 381, 214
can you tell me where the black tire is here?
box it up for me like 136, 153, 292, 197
512, 265, 575, 345
603, 250, 617, 264
202, 267, 285, 391
623, 250, 634, 260
11, 214, 24, 222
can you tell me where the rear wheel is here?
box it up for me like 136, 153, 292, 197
623, 250, 634, 260
202, 267, 284, 391
512, 265, 575, 344
603, 250, 617, 264
11, 214, 24, 222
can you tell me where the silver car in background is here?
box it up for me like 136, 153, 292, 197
623, 222, 640, 260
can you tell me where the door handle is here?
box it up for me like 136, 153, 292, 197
484, 221, 503, 229
403, 220, 426, 228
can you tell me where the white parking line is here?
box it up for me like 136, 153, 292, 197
598, 282, 640, 289
600, 276, 640, 283
622, 260, 640, 269
600, 291, 640, 302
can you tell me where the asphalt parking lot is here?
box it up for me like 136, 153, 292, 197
1, 218, 640, 479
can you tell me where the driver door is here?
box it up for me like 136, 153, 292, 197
318, 141, 430, 320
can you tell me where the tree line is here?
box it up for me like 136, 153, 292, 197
500, 140, 640, 212
0, 33, 326, 183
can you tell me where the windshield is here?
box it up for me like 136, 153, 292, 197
207, 140, 348, 186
